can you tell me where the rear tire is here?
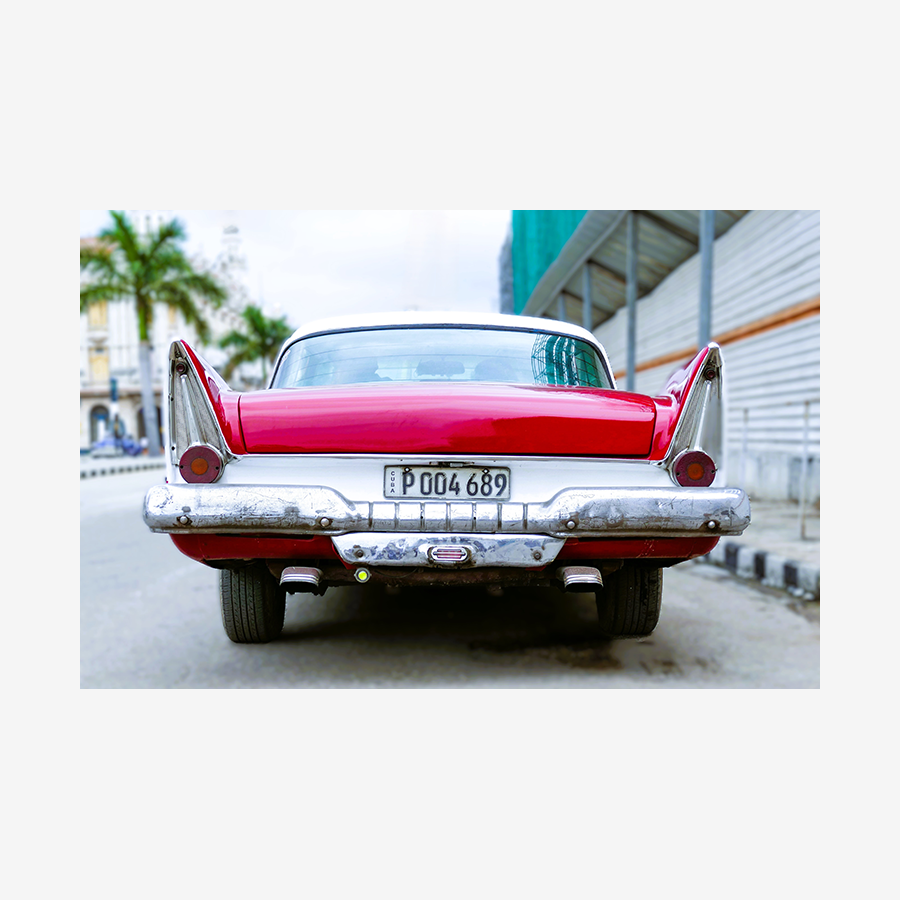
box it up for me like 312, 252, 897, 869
595, 565, 662, 638
220, 565, 286, 643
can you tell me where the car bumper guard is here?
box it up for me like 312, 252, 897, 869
144, 483, 750, 542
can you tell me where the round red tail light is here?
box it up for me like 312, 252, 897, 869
179, 445, 224, 483
672, 449, 716, 487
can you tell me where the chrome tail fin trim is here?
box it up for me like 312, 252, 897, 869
168, 341, 235, 471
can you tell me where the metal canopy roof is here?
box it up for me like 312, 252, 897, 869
521, 210, 748, 329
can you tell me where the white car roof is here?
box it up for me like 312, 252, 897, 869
284, 310, 602, 348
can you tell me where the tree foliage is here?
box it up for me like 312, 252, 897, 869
80, 211, 227, 342
219, 304, 294, 381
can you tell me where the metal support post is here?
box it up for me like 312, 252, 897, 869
799, 400, 810, 540
582, 264, 593, 333
699, 210, 715, 347
740, 408, 749, 490
626, 211, 638, 391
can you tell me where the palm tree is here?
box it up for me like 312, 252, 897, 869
219, 304, 294, 383
80, 211, 227, 456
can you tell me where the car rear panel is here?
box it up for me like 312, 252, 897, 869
237, 383, 657, 457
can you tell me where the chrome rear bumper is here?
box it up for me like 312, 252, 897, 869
144, 483, 750, 540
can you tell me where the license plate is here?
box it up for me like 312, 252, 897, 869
384, 465, 511, 500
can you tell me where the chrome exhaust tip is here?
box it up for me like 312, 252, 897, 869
280, 566, 324, 593
557, 565, 603, 592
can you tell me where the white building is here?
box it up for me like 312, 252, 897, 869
79, 211, 253, 450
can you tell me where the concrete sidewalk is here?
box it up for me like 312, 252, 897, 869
694, 499, 820, 601
79, 456, 820, 601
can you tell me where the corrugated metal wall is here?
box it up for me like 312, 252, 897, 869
593, 210, 820, 502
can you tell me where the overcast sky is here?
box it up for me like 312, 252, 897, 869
79, 210, 511, 329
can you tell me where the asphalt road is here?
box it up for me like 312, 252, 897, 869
81, 469, 820, 688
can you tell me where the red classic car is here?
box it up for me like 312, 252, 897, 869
143, 312, 750, 643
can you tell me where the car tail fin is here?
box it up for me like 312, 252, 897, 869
167, 341, 241, 476
658, 343, 725, 477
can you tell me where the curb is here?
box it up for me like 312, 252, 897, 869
80, 459, 166, 479
696, 540, 820, 602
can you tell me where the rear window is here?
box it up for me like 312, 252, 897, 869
271, 327, 612, 389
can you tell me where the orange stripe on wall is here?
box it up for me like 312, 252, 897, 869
612, 296, 820, 380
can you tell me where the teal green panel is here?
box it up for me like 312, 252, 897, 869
511, 210, 588, 314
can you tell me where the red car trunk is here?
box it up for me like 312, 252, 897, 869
237, 383, 656, 457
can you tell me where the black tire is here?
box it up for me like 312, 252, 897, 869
220, 565, 286, 643
595, 565, 662, 638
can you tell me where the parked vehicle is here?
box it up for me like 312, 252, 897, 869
91, 435, 142, 457
143, 312, 749, 643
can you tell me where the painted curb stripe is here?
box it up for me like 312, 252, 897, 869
80, 460, 166, 479
700, 540, 819, 601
